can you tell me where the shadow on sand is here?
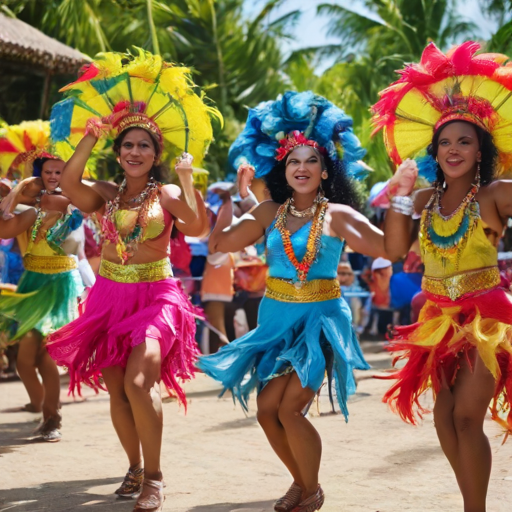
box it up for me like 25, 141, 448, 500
187, 499, 275, 512
0, 477, 134, 512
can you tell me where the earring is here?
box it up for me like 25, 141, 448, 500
474, 163, 481, 186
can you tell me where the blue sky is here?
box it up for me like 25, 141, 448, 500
246, 0, 499, 72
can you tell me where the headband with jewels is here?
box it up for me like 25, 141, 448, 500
228, 90, 369, 181
0, 120, 53, 179
50, 48, 222, 177
372, 41, 512, 181
275, 131, 327, 161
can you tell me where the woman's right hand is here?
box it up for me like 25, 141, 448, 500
0, 177, 43, 219
388, 159, 418, 197
84, 116, 112, 140
237, 164, 255, 199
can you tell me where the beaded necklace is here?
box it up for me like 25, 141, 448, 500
422, 176, 480, 268
275, 195, 329, 287
102, 178, 160, 263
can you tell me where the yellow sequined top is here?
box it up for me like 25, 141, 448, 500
419, 202, 500, 300
114, 198, 166, 242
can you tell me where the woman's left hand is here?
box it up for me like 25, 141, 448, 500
175, 152, 197, 213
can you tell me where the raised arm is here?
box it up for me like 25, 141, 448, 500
491, 180, 512, 220
209, 199, 277, 254
0, 208, 37, 238
60, 131, 106, 213
161, 186, 209, 238
374, 159, 423, 261
330, 205, 389, 259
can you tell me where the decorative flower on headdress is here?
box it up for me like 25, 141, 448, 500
372, 41, 512, 180
229, 91, 369, 181
275, 130, 326, 161
50, 48, 222, 171
0, 120, 51, 178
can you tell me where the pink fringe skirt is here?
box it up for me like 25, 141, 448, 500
46, 275, 200, 407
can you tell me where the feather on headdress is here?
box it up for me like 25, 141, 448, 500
372, 41, 512, 180
229, 91, 369, 180
0, 120, 52, 178
50, 48, 222, 169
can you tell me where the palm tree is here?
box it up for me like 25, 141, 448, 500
306, 0, 479, 183
480, 1, 512, 54
3, 0, 302, 177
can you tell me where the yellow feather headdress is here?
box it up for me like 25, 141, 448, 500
50, 48, 223, 171
0, 120, 51, 178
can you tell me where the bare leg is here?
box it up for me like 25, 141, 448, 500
37, 344, 61, 420
102, 365, 141, 468
452, 351, 495, 512
278, 373, 320, 498
204, 301, 228, 353
16, 331, 44, 412
124, 339, 163, 480
256, 374, 305, 489
433, 377, 459, 475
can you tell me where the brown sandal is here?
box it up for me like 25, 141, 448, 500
133, 478, 164, 511
291, 485, 324, 512
274, 482, 302, 511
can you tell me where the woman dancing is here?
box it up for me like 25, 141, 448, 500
198, 91, 388, 511
372, 42, 512, 512
0, 153, 85, 442
46, 50, 220, 511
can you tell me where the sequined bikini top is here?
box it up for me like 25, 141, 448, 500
113, 198, 166, 242
420, 191, 497, 279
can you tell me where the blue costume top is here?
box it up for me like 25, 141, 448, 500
197, 219, 369, 420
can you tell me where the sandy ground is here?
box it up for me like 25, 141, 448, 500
1, 342, 512, 512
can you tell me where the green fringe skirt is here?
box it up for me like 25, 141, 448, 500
0, 268, 84, 343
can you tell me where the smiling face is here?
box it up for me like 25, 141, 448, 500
436, 121, 481, 181
284, 145, 324, 195
41, 159, 65, 192
117, 128, 158, 178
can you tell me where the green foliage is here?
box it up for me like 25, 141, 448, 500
305, 0, 480, 187
3, 0, 299, 178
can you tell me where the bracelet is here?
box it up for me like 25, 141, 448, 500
390, 195, 414, 216
85, 118, 106, 139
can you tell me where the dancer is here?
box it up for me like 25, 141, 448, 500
372, 41, 512, 512
198, 91, 388, 512
0, 151, 86, 442
46, 50, 220, 512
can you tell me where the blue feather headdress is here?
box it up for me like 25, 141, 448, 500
228, 91, 369, 181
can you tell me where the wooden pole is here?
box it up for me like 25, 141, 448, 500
40, 71, 51, 119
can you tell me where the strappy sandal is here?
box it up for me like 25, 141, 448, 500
274, 482, 302, 511
292, 485, 325, 512
37, 413, 62, 443
115, 466, 144, 498
133, 478, 165, 511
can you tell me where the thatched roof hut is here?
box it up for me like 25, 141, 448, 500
0, 12, 88, 73
0, 13, 89, 120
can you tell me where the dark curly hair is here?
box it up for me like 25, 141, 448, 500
263, 151, 361, 209
428, 120, 497, 186
113, 127, 165, 182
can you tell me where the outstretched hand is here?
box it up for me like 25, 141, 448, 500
175, 152, 198, 214
237, 164, 255, 199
